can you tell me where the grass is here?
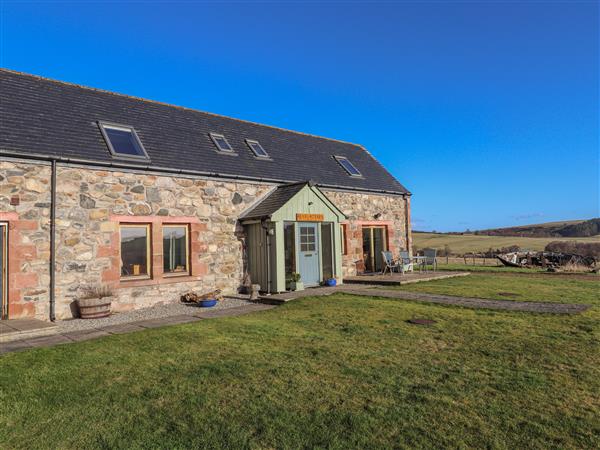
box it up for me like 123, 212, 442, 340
1, 273, 599, 449
389, 272, 600, 305
413, 231, 600, 253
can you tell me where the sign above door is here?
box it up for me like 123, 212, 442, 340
296, 213, 324, 222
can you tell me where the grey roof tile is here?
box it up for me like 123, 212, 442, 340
0, 69, 409, 194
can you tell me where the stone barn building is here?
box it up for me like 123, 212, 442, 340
0, 69, 412, 321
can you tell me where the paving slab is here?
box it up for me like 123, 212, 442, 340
351, 289, 590, 314
1, 302, 272, 355
65, 329, 112, 342
1, 318, 58, 343
24, 334, 73, 348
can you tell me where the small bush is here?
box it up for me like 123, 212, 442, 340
80, 284, 114, 299
545, 241, 600, 258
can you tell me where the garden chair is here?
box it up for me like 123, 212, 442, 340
381, 251, 401, 275
399, 251, 414, 274
423, 248, 438, 272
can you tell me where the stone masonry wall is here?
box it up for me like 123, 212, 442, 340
323, 190, 412, 277
0, 160, 52, 319
1, 159, 411, 320
53, 166, 273, 319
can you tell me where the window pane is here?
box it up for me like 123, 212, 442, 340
211, 134, 233, 152
339, 158, 361, 176
249, 141, 268, 157
321, 223, 333, 279
163, 226, 188, 274
105, 126, 146, 156
121, 226, 149, 277
284, 222, 296, 278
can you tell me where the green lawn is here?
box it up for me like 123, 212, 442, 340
1, 274, 599, 449
392, 272, 600, 304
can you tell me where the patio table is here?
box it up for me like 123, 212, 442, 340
411, 256, 427, 272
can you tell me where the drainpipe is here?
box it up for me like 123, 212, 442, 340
49, 159, 57, 321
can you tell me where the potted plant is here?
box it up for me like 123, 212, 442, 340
181, 290, 222, 308
77, 284, 113, 319
250, 284, 261, 301
289, 272, 304, 291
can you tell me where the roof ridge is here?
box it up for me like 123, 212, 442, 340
0, 67, 363, 148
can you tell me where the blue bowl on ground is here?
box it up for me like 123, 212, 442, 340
199, 299, 217, 307
326, 279, 337, 287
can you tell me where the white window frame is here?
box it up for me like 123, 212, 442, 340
246, 139, 270, 159
98, 121, 150, 160
334, 156, 362, 177
209, 133, 236, 154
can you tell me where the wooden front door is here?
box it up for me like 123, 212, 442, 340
297, 223, 320, 286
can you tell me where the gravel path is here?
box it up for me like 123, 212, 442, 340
57, 297, 252, 333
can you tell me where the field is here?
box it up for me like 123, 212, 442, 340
1, 272, 599, 449
413, 231, 600, 254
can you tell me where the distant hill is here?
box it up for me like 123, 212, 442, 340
471, 218, 600, 238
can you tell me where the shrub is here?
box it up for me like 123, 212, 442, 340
80, 284, 114, 299
545, 241, 600, 258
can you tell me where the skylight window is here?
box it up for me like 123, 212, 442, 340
246, 140, 269, 158
210, 133, 235, 153
335, 156, 362, 177
98, 122, 149, 159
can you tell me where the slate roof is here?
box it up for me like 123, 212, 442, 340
0, 69, 409, 195
241, 182, 308, 219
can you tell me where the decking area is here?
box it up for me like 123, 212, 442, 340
259, 272, 470, 303
343, 271, 470, 286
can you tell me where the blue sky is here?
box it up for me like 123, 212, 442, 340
1, 1, 598, 231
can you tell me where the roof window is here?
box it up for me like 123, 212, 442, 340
99, 122, 149, 159
246, 139, 269, 158
334, 156, 362, 177
210, 133, 235, 153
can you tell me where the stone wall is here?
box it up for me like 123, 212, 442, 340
323, 190, 411, 277
53, 166, 273, 319
0, 160, 52, 319
1, 159, 411, 320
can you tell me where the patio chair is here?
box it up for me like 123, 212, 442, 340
399, 251, 414, 274
423, 248, 438, 272
381, 251, 401, 275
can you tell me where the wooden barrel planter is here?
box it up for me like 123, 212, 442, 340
77, 296, 113, 319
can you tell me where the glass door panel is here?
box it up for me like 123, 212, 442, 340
284, 222, 296, 280
372, 228, 386, 272
362, 226, 388, 273
321, 223, 333, 280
